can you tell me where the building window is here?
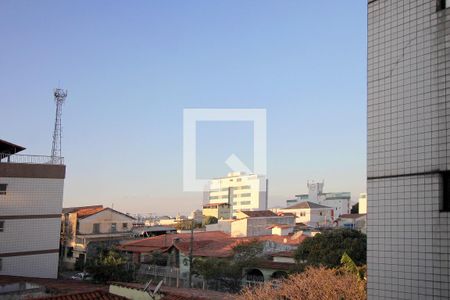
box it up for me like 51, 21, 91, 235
67, 247, 73, 258
441, 171, 450, 212
0, 220, 4, 232
240, 201, 251, 205
299, 212, 306, 217
122, 222, 128, 229
0, 184, 7, 195
93, 223, 100, 234
319, 212, 323, 216
111, 223, 117, 232
438, 0, 449, 10
240, 193, 251, 197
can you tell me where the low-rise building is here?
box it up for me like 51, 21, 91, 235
286, 181, 350, 217
230, 210, 295, 237
0, 139, 65, 278
202, 202, 231, 220
335, 213, 367, 233
358, 193, 367, 214
60, 205, 135, 269
278, 201, 333, 228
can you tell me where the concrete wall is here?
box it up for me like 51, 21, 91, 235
368, 1, 450, 298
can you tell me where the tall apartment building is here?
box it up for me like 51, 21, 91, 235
368, 1, 450, 299
0, 139, 65, 278
206, 172, 268, 217
286, 181, 350, 217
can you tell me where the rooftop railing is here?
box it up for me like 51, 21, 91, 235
0, 153, 64, 165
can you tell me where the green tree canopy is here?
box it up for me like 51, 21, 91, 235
294, 229, 366, 268
202, 215, 218, 226
85, 249, 134, 283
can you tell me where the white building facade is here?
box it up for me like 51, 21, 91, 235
286, 181, 350, 217
206, 172, 268, 217
368, 0, 450, 298
278, 201, 333, 227
0, 140, 65, 278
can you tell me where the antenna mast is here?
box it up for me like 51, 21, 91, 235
51, 88, 67, 163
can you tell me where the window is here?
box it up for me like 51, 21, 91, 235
441, 171, 450, 212
0, 221, 4, 232
240, 201, 251, 205
93, 223, 100, 233
111, 223, 117, 232
299, 212, 306, 217
67, 247, 73, 258
438, 0, 449, 10
319, 212, 323, 216
240, 193, 251, 197
122, 222, 128, 229
0, 184, 7, 195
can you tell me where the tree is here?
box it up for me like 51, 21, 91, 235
85, 249, 134, 283
294, 229, 366, 268
192, 240, 264, 292
351, 202, 359, 214
202, 216, 218, 226
236, 266, 366, 300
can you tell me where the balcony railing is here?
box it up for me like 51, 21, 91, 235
0, 153, 64, 165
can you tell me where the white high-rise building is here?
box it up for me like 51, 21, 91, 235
368, 0, 450, 298
0, 139, 65, 278
206, 172, 268, 217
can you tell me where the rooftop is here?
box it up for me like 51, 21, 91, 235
285, 201, 332, 210
339, 213, 367, 219
239, 210, 277, 218
0, 139, 63, 165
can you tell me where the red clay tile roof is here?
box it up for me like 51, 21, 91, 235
285, 201, 331, 210
118, 231, 230, 253
33, 290, 127, 300
253, 260, 295, 271
240, 210, 277, 218
62, 205, 103, 214
270, 250, 295, 258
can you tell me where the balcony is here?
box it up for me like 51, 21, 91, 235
0, 153, 64, 165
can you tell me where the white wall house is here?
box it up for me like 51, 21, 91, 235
0, 139, 65, 278
61, 206, 135, 269
230, 210, 295, 237
206, 172, 268, 217
286, 181, 350, 217
279, 201, 333, 228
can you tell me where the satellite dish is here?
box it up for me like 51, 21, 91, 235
152, 280, 163, 296
143, 279, 153, 292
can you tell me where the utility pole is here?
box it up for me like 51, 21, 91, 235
188, 219, 194, 288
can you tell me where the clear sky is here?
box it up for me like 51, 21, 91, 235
0, 1, 367, 216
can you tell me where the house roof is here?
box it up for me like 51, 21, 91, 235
240, 210, 277, 218
339, 213, 367, 219
253, 260, 295, 271
270, 250, 295, 258
285, 201, 331, 210
0, 139, 25, 155
119, 231, 306, 256
62, 205, 103, 214
78, 207, 135, 220
33, 290, 127, 300
118, 231, 231, 253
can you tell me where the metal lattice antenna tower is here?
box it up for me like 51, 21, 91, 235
51, 88, 67, 161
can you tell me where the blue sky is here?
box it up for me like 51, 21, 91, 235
0, 1, 367, 215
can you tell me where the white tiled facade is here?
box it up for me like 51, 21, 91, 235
368, 1, 450, 299
207, 172, 268, 217
0, 176, 65, 278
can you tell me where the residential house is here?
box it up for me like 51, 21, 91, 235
286, 181, 350, 217
335, 213, 367, 233
230, 210, 295, 237
278, 201, 333, 228
202, 202, 231, 220
0, 139, 65, 278
60, 205, 135, 269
